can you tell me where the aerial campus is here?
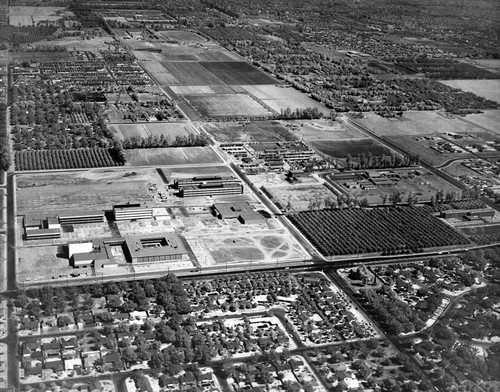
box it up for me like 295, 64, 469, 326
0, 1, 499, 392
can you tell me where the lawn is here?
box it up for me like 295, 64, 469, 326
124, 146, 223, 166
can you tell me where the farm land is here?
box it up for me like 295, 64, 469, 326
440, 80, 500, 104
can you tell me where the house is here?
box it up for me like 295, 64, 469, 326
102, 352, 122, 371
44, 359, 64, 373
181, 372, 197, 387
159, 375, 179, 389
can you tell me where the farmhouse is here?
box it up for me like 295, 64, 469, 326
213, 202, 265, 224
113, 203, 153, 221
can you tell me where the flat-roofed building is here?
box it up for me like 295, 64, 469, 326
179, 182, 243, 197
213, 202, 265, 224
125, 234, 189, 263
113, 203, 153, 221
59, 210, 104, 226
25, 228, 61, 241
174, 175, 238, 188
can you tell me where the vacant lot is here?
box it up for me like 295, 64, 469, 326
204, 121, 296, 143
289, 120, 366, 141
161, 62, 225, 86
310, 139, 393, 158
124, 146, 223, 166
158, 30, 206, 43
200, 62, 277, 85
183, 94, 274, 118
32, 36, 113, 51
270, 183, 337, 211
16, 169, 159, 215
18, 245, 68, 282
110, 122, 197, 141
440, 80, 500, 104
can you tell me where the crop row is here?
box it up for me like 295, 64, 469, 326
288, 207, 469, 256
15, 148, 121, 171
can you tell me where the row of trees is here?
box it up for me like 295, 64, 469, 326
0, 103, 9, 171
122, 133, 209, 149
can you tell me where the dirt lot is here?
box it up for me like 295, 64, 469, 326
124, 146, 223, 166
18, 245, 69, 282
310, 138, 394, 158
32, 36, 114, 51
203, 121, 297, 143
183, 94, 274, 118
16, 169, 160, 215
440, 79, 500, 104
110, 122, 197, 141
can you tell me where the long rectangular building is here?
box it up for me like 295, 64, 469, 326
113, 203, 153, 221
25, 228, 61, 241
59, 210, 104, 226
174, 175, 238, 188
179, 182, 243, 197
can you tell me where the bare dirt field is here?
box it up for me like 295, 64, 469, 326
459, 59, 500, 75
241, 84, 329, 115
203, 121, 297, 143
124, 146, 223, 166
110, 122, 197, 141
8, 6, 73, 26
16, 169, 160, 215
440, 80, 500, 104
183, 94, 274, 118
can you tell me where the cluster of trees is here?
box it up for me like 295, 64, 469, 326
344, 152, 420, 170
279, 106, 323, 120
0, 103, 9, 171
289, 207, 469, 256
122, 133, 209, 149
360, 286, 426, 334
0, 26, 58, 45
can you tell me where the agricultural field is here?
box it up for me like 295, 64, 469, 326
182, 94, 274, 118
288, 120, 366, 141
240, 84, 330, 115
310, 139, 394, 159
16, 169, 159, 215
157, 30, 206, 43
460, 110, 500, 136
440, 80, 500, 104
161, 62, 226, 86
199, 62, 278, 85
124, 146, 223, 166
288, 207, 469, 257
14, 148, 121, 171
8, 6, 73, 26
203, 121, 297, 143
110, 122, 197, 141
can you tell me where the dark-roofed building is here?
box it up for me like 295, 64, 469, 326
59, 210, 104, 225
179, 182, 243, 197
113, 203, 153, 221
213, 202, 265, 225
